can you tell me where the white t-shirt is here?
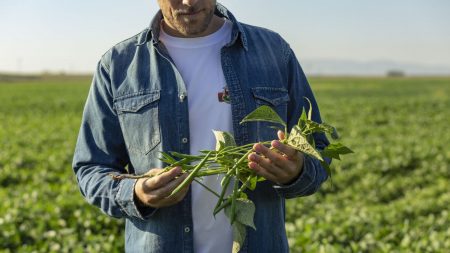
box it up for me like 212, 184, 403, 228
160, 19, 234, 253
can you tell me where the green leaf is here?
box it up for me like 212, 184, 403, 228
248, 176, 258, 191
240, 105, 286, 128
239, 175, 258, 191
213, 130, 236, 151
224, 198, 256, 230
231, 222, 246, 253
159, 152, 177, 164
304, 120, 324, 133
169, 151, 197, 159
304, 97, 313, 121
301, 119, 340, 140
331, 128, 339, 140
320, 160, 333, 186
310, 135, 316, 149
322, 122, 340, 139
298, 107, 307, 130
287, 125, 324, 162
321, 143, 353, 160
224, 198, 255, 252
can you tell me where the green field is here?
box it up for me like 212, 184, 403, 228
0, 76, 449, 252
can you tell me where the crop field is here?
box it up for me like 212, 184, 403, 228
0, 75, 449, 252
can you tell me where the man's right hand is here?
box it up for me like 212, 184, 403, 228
134, 167, 190, 208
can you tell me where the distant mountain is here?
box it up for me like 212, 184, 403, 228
301, 59, 450, 76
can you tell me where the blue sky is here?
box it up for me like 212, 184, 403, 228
1, 0, 449, 74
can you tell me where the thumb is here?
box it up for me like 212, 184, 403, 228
277, 130, 285, 140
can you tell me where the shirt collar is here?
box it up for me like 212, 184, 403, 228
137, 3, 248, 51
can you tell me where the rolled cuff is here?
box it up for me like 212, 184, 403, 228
273, 156, 317, 199
115, 178, 157, 220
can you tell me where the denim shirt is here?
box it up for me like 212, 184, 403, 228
72, 4, 329, 253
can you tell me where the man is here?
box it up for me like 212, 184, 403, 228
72, 0, 329, 252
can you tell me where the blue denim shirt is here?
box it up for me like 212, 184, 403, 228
72, 3, 329, 253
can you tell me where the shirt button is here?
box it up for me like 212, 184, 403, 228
179, 93, 186, 102
184, 226, 190, 233
181, 137, 188, 144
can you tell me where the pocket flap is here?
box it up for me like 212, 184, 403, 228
251, 87, 290, 106
114, 91, 160, 113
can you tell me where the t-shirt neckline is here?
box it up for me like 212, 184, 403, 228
159, 19, 232, 49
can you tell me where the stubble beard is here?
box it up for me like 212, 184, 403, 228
171, 7, 215, 37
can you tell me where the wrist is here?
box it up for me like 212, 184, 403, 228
133, 188, 145, 207
281, 156, 304, 186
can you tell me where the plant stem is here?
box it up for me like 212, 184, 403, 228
193, 178, 220, 198
230, 149, 253, 224
213, 173, 232, 216
168, 151, 212, 197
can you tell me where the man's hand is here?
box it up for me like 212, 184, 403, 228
248, 130, 304, 185
134, 167, 190, 208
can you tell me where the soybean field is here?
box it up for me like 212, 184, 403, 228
0, 75, 449, 252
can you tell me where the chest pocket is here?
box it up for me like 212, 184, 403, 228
251, 87, 290, 141
113, 91, 161, 155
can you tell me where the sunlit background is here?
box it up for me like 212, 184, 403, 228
1, 0, 449, 75
1, 1, 450, 252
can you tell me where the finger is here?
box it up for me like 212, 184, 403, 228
253, 143, 291, 171
277, 130, 285, 140
156, 185, 190, 207
150, 172, 190, 200
170, 182, 190, 202
143, 167, 182, 191
146, 168, 164, 176
248, 161, 279, 183
248, 153, 287, 178
153, 175, 190, 205
271, 140, 298, 159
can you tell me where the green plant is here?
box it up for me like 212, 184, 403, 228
112, 101, 352, 252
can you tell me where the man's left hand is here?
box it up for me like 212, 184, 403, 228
248, 130, 304, 185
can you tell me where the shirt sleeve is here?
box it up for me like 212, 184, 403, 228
72, 60, 157, 220
273, 47, 331, 199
